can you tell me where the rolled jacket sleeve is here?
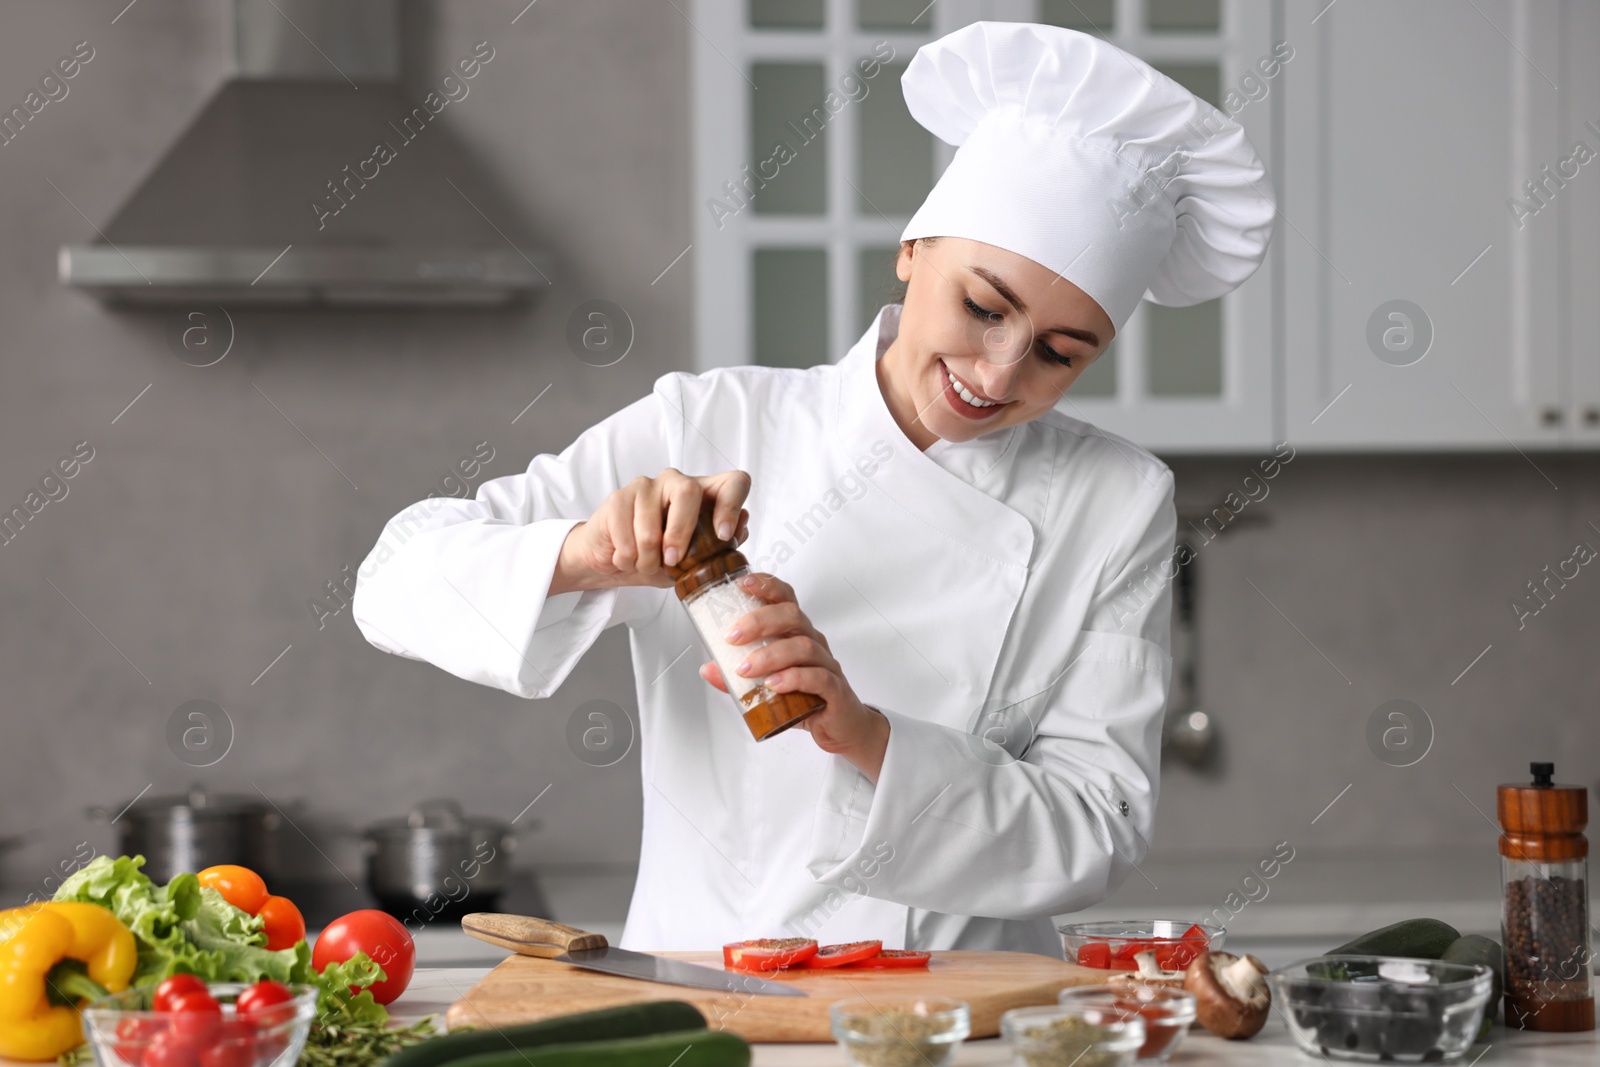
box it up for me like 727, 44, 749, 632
352, 373, 690, 699
806, 470, 1177, 920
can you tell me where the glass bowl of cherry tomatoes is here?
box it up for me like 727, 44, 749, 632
1055, 921, 1224, 973
82, 976, 317, 1067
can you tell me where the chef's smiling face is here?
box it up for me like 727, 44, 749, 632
880, 236, 1115, 450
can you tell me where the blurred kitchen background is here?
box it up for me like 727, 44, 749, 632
1, 0, 1596, 968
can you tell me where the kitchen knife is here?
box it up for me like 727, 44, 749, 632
460, 913, 807, 998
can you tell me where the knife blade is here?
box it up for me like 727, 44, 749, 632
461, 913, 807, 998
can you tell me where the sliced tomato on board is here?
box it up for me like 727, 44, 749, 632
842, 948, 931, 969
796, 941, 883, 969
722, 938, 819, 971
1075, 942, 1113, 969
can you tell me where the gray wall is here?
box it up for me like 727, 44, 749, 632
1, 1, 1595, 900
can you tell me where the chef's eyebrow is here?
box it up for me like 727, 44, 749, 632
970, 265, 1102, 348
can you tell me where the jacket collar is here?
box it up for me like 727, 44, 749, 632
829, 304, 1036, 570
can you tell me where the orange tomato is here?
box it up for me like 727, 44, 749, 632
257, 895, 306, 951
197, 865, 269, 915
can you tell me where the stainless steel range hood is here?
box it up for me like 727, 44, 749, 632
59, 0, 549, 307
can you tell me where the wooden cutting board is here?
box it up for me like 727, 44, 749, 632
446, 950, 1109, 1043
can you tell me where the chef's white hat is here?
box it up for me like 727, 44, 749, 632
899, 21, 1275, 336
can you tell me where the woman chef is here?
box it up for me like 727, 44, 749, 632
352, 22, 1274, 957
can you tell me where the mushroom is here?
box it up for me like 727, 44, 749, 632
1184, 950, 1271, 1039
1107, 948, 1188, 989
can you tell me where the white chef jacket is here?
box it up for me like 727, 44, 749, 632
352, 303, 1176, 956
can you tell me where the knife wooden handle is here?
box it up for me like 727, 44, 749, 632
461, 913, 608, 957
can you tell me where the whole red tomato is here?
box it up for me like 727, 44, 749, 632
114, 1015, 165, 1066
256, 896, 306, 952
311, 910, 415, 1005
167, 990, 222, 1044
143, 1029, 199, 1067
152, 974, 208, 1013
197, 1020, 257, 1067
236, 979, 295, 1027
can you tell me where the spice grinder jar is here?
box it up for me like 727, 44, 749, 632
1497, 761, 1593, 1032
664, 499, 824, 740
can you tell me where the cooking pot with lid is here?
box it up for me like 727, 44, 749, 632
362, 799, 518, 926
87, 785, 292, 884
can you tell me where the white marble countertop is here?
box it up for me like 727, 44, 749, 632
395, 968, 1600, 1067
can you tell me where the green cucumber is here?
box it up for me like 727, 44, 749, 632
1325, 918, 1461, 960
440, 1029, 749, 1067
1441, 934, 1504, 1028
379, 1002, 709, 1067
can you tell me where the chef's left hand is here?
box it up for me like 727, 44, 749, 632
700, 573, 890, 782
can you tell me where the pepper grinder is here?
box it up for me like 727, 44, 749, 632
663, 499, 825, 741
1498, 761, 1593, 1031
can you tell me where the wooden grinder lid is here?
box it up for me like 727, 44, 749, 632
1498, 762, 1588, 861
662, 498, 745, 599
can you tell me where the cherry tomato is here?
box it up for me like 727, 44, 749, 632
197, 866, 269, 916
152, 974, 209, 1013
167, 990, 222, 1044
1076, 942, 1113, 969
843, 949, 931, 969
143, 1030, 199, 1067
114, 1015, 165, 1066
722, 938, 819, 971
197, 1020, 257, 1067
797, 941, 883, 968
256, 896, 306, 952
312, 910, 416, 1006
235, 979, 296, 1029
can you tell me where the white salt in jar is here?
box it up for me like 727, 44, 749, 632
665, 501, 824, 741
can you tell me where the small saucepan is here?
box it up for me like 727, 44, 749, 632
362, 799, 519, 928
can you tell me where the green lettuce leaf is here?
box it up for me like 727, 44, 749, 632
313, 953, 389, 1027
177, 886, 305, 985
54, 855, 389, 1028
54, 856, 207, 984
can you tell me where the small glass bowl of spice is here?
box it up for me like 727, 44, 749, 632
1000, 1004, 1146, 1067
1057, 985, 1197, 1061
830, 997, 970, 1067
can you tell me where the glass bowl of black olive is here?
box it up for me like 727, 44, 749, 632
1272, 956, 1495, 1063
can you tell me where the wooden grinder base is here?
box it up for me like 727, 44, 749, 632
743, 690, 825, 740
1506, 994, 1596, 1032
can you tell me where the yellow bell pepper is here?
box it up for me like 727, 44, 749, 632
0, 902, 137, 1061
0, 903, 48, 942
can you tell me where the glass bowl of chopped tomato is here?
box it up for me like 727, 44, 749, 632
82, 980, 317, 1067
1056, 920, 1224, 973
1057, 984, 1198, 1061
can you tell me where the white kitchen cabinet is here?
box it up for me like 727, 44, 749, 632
1280, 0, 1579, 452
1565, 0, 1600, 448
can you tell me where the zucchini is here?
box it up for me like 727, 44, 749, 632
380, 1002, 708, 1067
1325, 918, 1460, 960
1441, 934, 1503, 1028
441, 1029, 749, 1067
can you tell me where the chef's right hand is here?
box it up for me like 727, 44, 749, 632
550, 468, 750, 594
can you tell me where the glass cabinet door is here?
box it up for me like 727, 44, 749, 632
692, 0, 1278, 452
